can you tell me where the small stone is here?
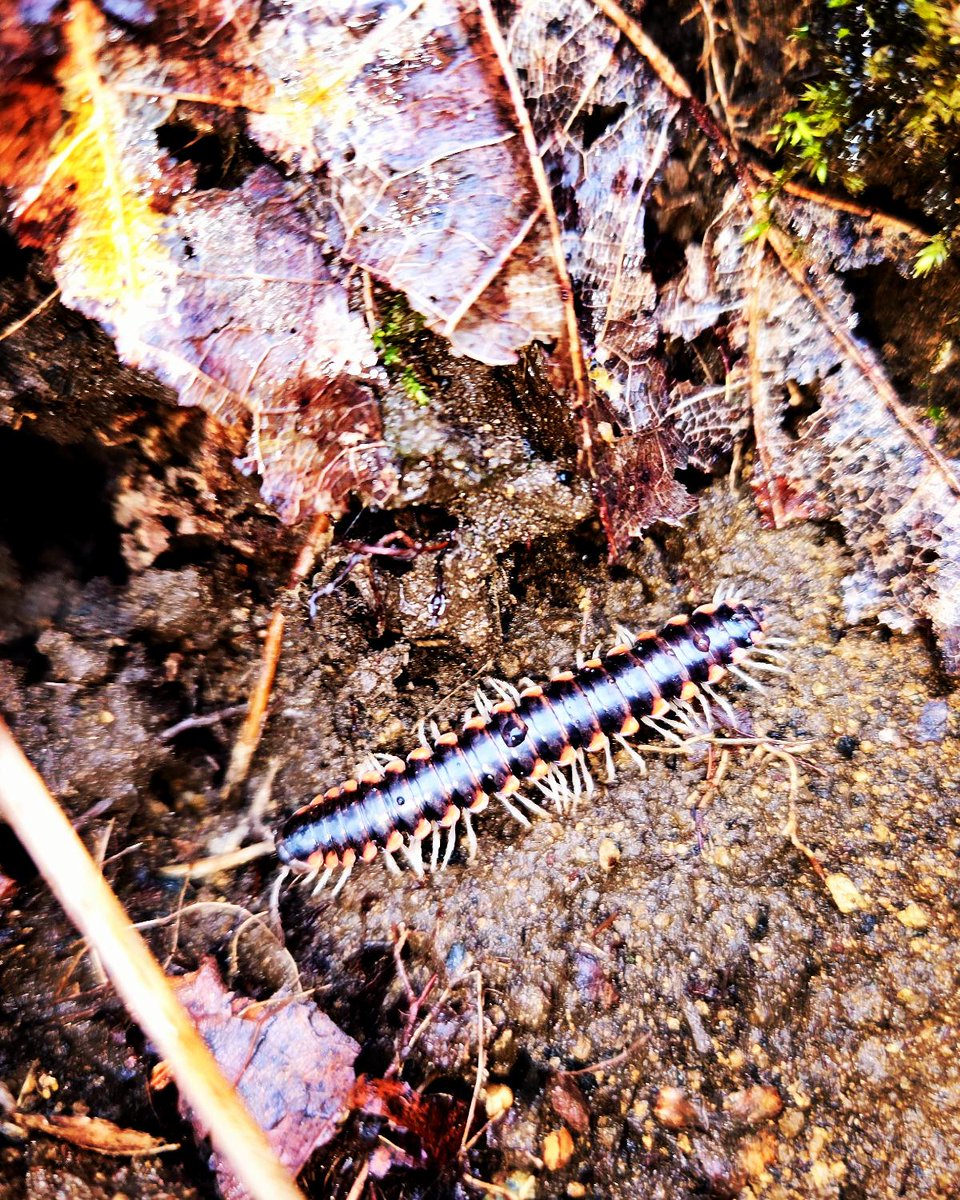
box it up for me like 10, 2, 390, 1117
543, 1126, 575, 1171
653, 1086, 697, 1130
505, 1172, 537, 1199
598, 838, 620, 871
549, 1075, 590, 1134
484, 1083, 514, 1120
566, 1185, 587, 1198
724, 1085, 783, 1125
825, 872, 867, 914
897, 902, 928, 929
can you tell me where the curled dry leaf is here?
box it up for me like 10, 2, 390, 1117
170, 959, 359, 1200
13, 1112, 179, 1157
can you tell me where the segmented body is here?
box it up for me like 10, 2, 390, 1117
276, 600, 768, 887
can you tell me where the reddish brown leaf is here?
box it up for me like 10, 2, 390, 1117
172, 959, 359, 1200
351, 1075, 468, 1168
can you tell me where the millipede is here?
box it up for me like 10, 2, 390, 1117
275, 595, 790, 895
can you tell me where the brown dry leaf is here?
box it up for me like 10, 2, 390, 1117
661, 185, 960, 670
548, 1074, 590, 1135
246, 0, 565, 365
351, 1075, 468, 1169
171, 958, 359, 1200
506, 0, 692, 549
14, 1112, 179, 1157
2, 0, 394, 524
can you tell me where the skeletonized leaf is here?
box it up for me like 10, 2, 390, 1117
662, 184, 960, 669
3, 0, 395, 523
507, 0, 692, 549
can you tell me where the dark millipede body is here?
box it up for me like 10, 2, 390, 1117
276, 599, 775, 893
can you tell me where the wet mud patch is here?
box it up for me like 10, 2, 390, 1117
0, 298, 958, 1199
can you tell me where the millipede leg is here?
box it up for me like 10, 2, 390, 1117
535, 766, 572, 813
498, 793, 532, 828
703, 682, 737, 726
601, 735, 617, 782
330, 862, 354, 897
311, 866, 333, 895
383, 848, 402, 876
740, 658, 788, 675
430, 825, 441, 873
488, 678, 522, 705
642, 714, 686, 745
516, 791, 550, 819
576, 749, 595, 798
463, 810, 478, 861
403, 838, 426, 879
442, 823, 457, 869
727, 664, 767, 693
614, 733, 647, 771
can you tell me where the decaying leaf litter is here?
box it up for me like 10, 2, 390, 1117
1, 0, 960, 1197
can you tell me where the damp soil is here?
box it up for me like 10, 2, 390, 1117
0, 272, 958, 1200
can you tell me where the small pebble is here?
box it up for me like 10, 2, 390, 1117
543, 1126, 575, 1170
825, 872, 867, 914
598, 838, 620, 871
897, 902, 928, 930
724, 1085, 783, 1125
653, 1086, 697, 1129
484, 1083, 514, 1120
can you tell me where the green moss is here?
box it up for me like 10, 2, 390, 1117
372, 299, 431, 407
772, 0, 960, 268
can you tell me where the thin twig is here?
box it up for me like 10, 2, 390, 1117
559, 1034, 649, 1077
462, 1173, 516, 1197
474, 0, 597, 497
595, 0, 929, 239
460, 971, 486, 1155
222, 513, 331, 796
158, 840, 275, 879
159, 704, 247, 743
0, 288, 61, 342
344, 1158, 370, 1200
0, 717, 305, 1200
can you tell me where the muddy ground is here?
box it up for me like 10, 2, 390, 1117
0, 264, 958, 1200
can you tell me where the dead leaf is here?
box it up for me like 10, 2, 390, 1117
14, 1112, 179, 1157
661, 184, 960, 670
350, 1075, 468, 1169
2, 0, 395, 524
506, 0, 690, 548
246, 0, 565, 365
171, 958, 359, 1200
